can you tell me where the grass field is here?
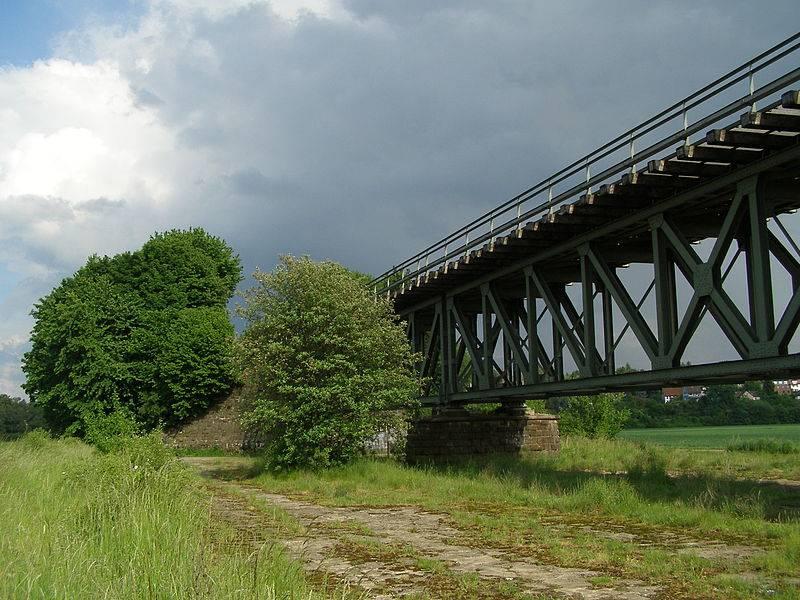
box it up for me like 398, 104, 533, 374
5, 432, 799, 599
619, 423, 800, 448
0, 432, 348, 599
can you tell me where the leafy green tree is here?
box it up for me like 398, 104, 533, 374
23, 229, 241, 434
155, 307, 238, 423
83, 407, 140, 453
23, 274, 142, 431
699, 384, 737, 423
0, 394, 45, 437
133, 229, 243, 310
558, 393, 629, 438
238, 256, 419, 470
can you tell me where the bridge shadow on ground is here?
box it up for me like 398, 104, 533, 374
419, 453, 800, 524
184, 454, 800, 523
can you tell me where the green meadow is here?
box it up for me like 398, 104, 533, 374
619, 423, 800, 449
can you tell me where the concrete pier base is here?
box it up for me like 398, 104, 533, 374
405, 408, 559, 462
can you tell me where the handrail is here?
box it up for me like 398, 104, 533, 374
370, 32, 800, 297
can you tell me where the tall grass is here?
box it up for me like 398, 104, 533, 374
253, 439, 799, 533
0, 432, 338, 599
726, 438, 799, 455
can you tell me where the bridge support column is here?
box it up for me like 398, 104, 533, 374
405, 406, 559, 463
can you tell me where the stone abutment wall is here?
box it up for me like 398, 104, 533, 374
163, 390, 264, 451
406, 409, 559, 462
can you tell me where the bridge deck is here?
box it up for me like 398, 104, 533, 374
392, 93, 800, 315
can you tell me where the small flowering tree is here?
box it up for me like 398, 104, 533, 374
237, 256, 419, 470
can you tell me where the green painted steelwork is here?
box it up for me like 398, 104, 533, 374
377, 35, 800, 406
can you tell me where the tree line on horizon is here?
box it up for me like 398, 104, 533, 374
542, 366, 800, 430
618, 382, 800, 429
0, 394, 44, 438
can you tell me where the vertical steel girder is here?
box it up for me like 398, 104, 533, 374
405, 173, 800, 405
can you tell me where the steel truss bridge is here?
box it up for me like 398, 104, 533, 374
371, 33, 800, 407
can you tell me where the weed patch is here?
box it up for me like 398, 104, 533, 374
727, 438, 799, 455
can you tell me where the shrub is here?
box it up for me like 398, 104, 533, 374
526, 399, 549, 413
17, 428, 52, 449
114, 431, 175, 471
626, 444, 670, 481
238, 256, 420, 470
558, 393, 629, 439
83, 409, 140, 453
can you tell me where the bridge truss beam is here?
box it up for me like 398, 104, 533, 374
402, 158, 800, 406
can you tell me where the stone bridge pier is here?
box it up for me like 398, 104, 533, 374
405, 402, 559, 462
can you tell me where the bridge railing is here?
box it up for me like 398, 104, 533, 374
370, 31, 800, 298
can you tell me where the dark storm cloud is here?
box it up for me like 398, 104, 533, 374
111, 0, 798, 281
224, 168, 297, 197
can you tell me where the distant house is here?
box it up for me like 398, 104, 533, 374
661, 385, 705, 403
740, 390, 760, 402
683, 385, 705, 400
773, 379, 800, 395
660, 380, 800, 403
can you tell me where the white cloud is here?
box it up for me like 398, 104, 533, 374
0, 335, 29, 397
157, 0, 347, 21
0, 363, 25, 397
0, 335, 25, 352
0, 56, 187, 397
0, 57, 186, 294
0, 59, 174, 205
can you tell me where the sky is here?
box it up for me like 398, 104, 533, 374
0, 1, 799, 396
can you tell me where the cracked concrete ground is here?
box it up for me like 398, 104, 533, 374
238, 491, 660, 599
185, 457, 668, 599
184, 456, 785, 599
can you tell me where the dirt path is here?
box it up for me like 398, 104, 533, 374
184, 457, 664, 599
